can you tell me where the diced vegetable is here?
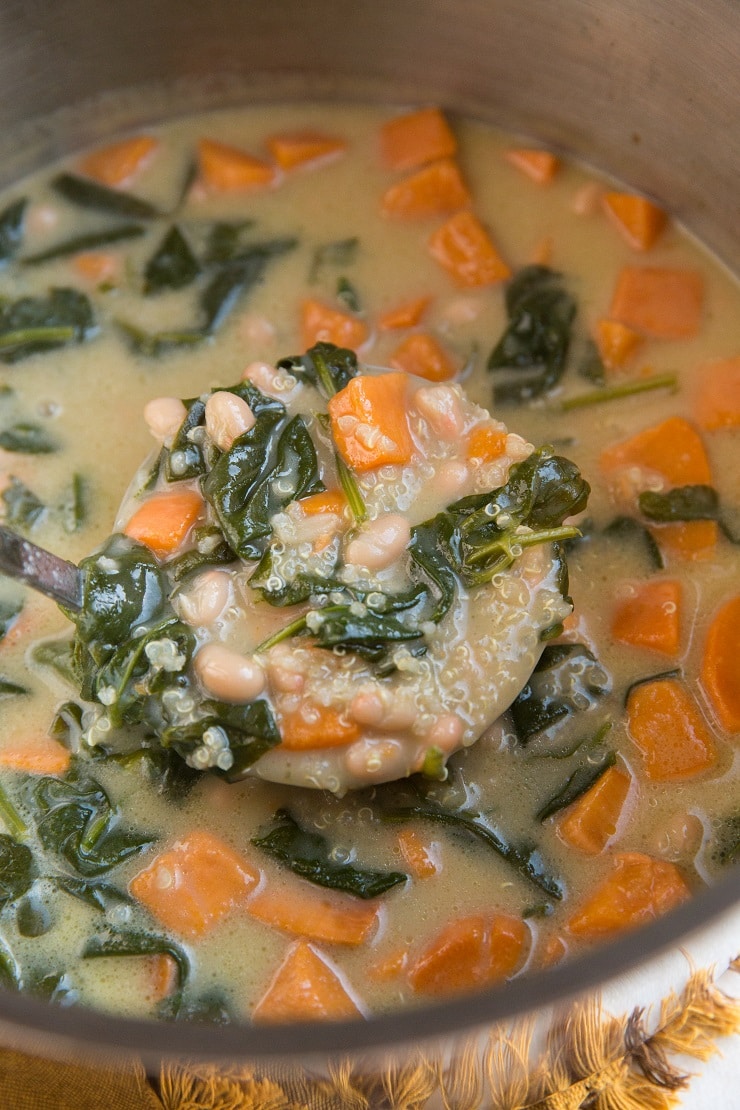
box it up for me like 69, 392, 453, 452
557, 765, 632, 855
301, 299, 369, 351
389, 332, 457, 381
129, 830, 259, 939
278, 703, 361, 750
504, 149, 560, 184
297, 489, 347, 517
537, 750, 617, 822
694, 356, 740, 430
378, 295, 431, 330
78, 136, 159, 188
609, 266, 704, 339
601, 193, 667, 251
627, 677, 717, 780
397, 827, 439, 878
0, 735, 71, 776
123, 489, 204, 559
72, 252, 120, 284
328, 372, 414, 471
428, 210, 511, 287
381, 159, 471, 219
595, 319, 643, 370
567, 852, 689, 938
197, 139, 275, 192
466, 425, 507, 463
380, 108, 457, 171
611, 579, 682, 656
266, 132, 347, 170
407, 913, 529, 996
253, 940, 361, 1022
700, 595, 740, 732
599, 416, 712, 488
247, 881, 378, 945
648, 521, 718, 562
147, 953, 179, 1002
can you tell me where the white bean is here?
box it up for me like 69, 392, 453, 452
427, 713, 464, 753
177, 570, 232, 627
143, 397, 187, 445
205, 391, 255, 452
345, 514, 411, 570
414, 385, 464, 439
345, 738, 409, 783
194, 643, 265, 703
439, 295, 484, 325
266, 644, 306, 694
437, 460, 470, 499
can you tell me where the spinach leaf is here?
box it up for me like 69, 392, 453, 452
30, 772, 154, 878
639, 484, 719, 523
200, 239, 296, 333
202, 220, 255, 263
82, 931, 189, 990
487, 266, 576, 403
204, 413, 324, 560
536, 750, 617, 821
577, 338, 606, 385
0, 939, 21, 989
22, 224, 145, 266
51, 173, 161, 219
277, 342, 359, 397
161, 699, 280, 780
309, 237, 359, 282
0, 783, 26, 838
113, 748, 200, 802
510, 643, 610, 745
1, 477, 46, 529
710, 813, 740, 867
31, 638, 76, 686
143, 225, 200, 294
49, 701, 84, 749
253, 809, 407, 899
0, 598, 22, 642
603, 515, 664, 571
337, 276, 362, 313
0, 677, 29, 698
0, 199, 27, 264
61, 473, 87, 533
165, 531, 234, 582
158, 989, 233, 1025
380, 801, 563, 901
56, 876, 132, 913
0, 287, 95, 363
16, 892, 53, 937
0, 835, 36, 907
116, 320, 205, 358
0, 423, 58, 454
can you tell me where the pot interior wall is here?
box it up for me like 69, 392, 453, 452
0, 0, 738, 269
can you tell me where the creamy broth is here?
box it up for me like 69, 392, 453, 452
0, 103, 738, 1022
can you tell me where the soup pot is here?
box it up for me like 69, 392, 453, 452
0, 0, 738, 1093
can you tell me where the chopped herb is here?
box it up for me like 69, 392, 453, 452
0, 199, 27, 264
309, 236, 359, 282
487, 265, 576, 404
82, 931, 189, 990
510, 643, 610, 745
22, 223, 145, 266
0, 288, 95, 363
336, 275, 362, 313
253, 809, 407, 899
0, 423, 58, 454
536, 750, 617, 821
560, 373, 677, 411
143, 225, 200, 294
51, 173, 160, 220
1, 477, 46, 529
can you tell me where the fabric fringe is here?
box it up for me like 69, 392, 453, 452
158, 958, 740, 1110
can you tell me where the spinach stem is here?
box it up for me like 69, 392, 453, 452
559, 373, 677, 411
0, 783, 27, 838
0, 326, 76, 351
80, 812, 109, 853
468, 524, 581, 568
254, 613, 309, 654
312, 349, 367, 523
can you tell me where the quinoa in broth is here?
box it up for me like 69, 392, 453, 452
0, 104, 737, 1022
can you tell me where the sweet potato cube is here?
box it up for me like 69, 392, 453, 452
694, 356, 740, 430
129, 830, 258, 939
599, 416, 712, 488
601, 193, 667, 251
627, 678, 717, 781
700, 595, 740, 732
407, 913, 529, 996
378, 295, 431, 331
265, 132, 347, 170
380, 108, 457, 171
567, 853, 689, 939
389, 332, 457, 382
611, 579, 682, 656
253, 940, 361, 1023
278, 702, 361, 750
428, 211, 511, 287
197, 138, 275, 192
123, 489, 204, 559
328, 372, 414, 472
79, 136, 159, 187
381, 159, 471, 219
301, 299, 369, 351
558, 766, 632, 855
0, 735, 71, 776
246, 881, 378, 946
595, 318, 643, 371
466, 425, 508, 463
504, 148, 560, 185
609, 266, 704, 339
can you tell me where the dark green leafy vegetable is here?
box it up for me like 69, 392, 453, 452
560, 373, 677, 412
603, 516, 664, 571
116, 320, 205, 358
0, 199, 27, 264
487, 266, 576, 403
200, 239, 297, 333
577, 338, 606, 385
143, 225, 200, 294
0, 939, 21, 989
16, 892, 53, 937
31, 639, 76, 686
22, 223, 145, 266
113, 748, 200, 802
161, 700, 280, 780
0, 288, 95, 363
0, 784, 26, 838
61, 473, 87, 533
56, 876, 132, 913
639, 484, 719, 523
536, 750, 617, 821
0, 598, 22, 643
51, 172, 160, 219
1, 477, 46, 529
0, 677, 29, 698
309, 236, 359, 282
510, 643, 610, 745
0, 835, 36, 907
253, 809, 407, 899
82, 931, 189, 991
165, 529, 234, 582
380, 800, 563, 901
0, 423, 58, 454
336, 276, 362, 313
277, 342, 359, 398
710, 814, 740, 867
202, 220, 255, 263
158, 989, 233, 1025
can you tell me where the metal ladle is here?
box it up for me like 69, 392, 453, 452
0, 525, 82, 611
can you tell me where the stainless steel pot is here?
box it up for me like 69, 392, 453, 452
0, 0, 738, 1074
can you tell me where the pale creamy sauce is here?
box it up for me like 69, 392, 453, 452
0, 103, 737, 1022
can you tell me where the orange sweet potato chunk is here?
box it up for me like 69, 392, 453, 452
253, 940, 361, 1023
700, 595, 740, 733
129, 830, 259, 939
389, 332, 457, 382
378, 295, 431, 331
124, 489, 204, 559
397, 828, 439, 879
694, 356, 740, 430
328, 372, 414, 472
278, 703, 361, 750
558, 766, 632, 855
380, 108, 457, 171
627, 678, 717, 781
79, 135, 159, 187
504, 148, 560, 184
601, 193, 667, 251
611, 579, 682, 656
407, 914, 529, 996
428, 211, 511, 287
265, 131, 347, 170
198, 138, 275, 192
595, 319, 643, 371
599, 416, 712, 488
247, 881, 378, 946
0, 735, 71, 776
301, 299, 369, 351
567, 853, 689, 939
609, 266, 704, 339
381, 159, 471, 219
466, 425, 508, 463
297, 490, 347, 517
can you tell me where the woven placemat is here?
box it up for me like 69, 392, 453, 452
0, 960, 737, 1110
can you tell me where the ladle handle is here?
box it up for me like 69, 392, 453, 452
0, 525, 82, 611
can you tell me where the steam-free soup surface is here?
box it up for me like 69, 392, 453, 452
0, 104, 738, 1023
